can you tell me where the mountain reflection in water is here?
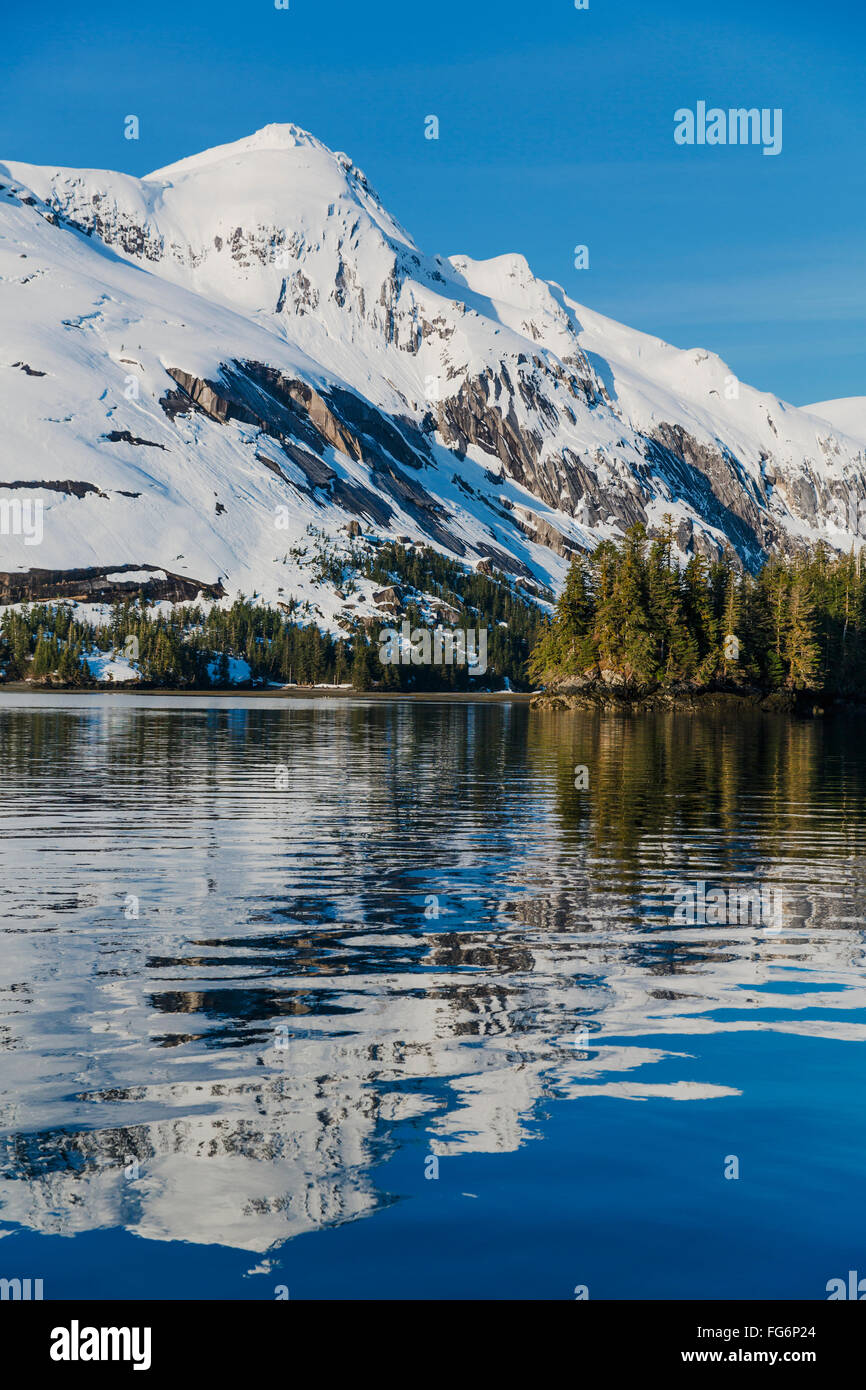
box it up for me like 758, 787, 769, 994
0, 695, 864, 1298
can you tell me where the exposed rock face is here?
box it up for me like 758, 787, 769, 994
429, 599, 462, 624
499, 501, 579, 558
372, 585, 402, 612
51, 183, 166, 261
644, 428, 770, 565
1, 479, 106, 499
433, 369, 662, 543
474, 542, 536, 581
0, 565, 224, 605
436, 367, 549, 489
102, 430, 165, 450
161, 359, 466, 551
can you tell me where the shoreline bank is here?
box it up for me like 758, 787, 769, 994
531, 686, 848, 716
0, 683, 534, 703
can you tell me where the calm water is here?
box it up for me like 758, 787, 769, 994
0, 694, 864, 1300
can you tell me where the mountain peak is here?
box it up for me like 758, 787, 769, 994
139, 122, 402, 244
145, 122, 330, 181
3, 120, 866, 611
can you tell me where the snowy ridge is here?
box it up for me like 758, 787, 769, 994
805, 397, 866, 440
2, 123, 866, 626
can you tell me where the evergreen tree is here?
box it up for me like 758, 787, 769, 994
720, 556, 741, 679
352, 638, 374, 691
605, 526, 657, 684
784, 573, 820, 689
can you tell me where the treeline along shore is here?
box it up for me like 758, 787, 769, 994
530, 521, 866, 713
0, 541, 546, 695
2, 529, 866, 711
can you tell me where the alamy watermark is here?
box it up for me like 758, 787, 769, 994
50, 1322, 152, 1371
670, 880, 785, 932
826, 1270, 866, 1300
0, 498, 43, 545
378, 621, 488, 676
675, 103, 782, 157
0, 1276, 43, 1300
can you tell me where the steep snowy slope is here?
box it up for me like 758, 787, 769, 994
2, 123, 865, 620
0, 159, 577, 616
805, 397, 866, 440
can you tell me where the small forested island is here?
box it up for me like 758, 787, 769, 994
530, 521, 866, 712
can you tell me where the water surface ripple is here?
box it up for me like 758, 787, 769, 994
0, 695, 864, 1298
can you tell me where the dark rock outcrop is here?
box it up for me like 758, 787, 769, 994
0, 565, 225, 606
1, 479, 106, 499
102, 430, 166, 449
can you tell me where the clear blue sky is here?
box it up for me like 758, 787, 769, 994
3, 0, 863, 406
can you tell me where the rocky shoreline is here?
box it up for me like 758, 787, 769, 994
530, 678, 844, 716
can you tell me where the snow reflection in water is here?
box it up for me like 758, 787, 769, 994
0, 695, 864, 1293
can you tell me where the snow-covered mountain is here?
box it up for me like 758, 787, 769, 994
805, 397, 866, 441
2, 122, 865, 621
